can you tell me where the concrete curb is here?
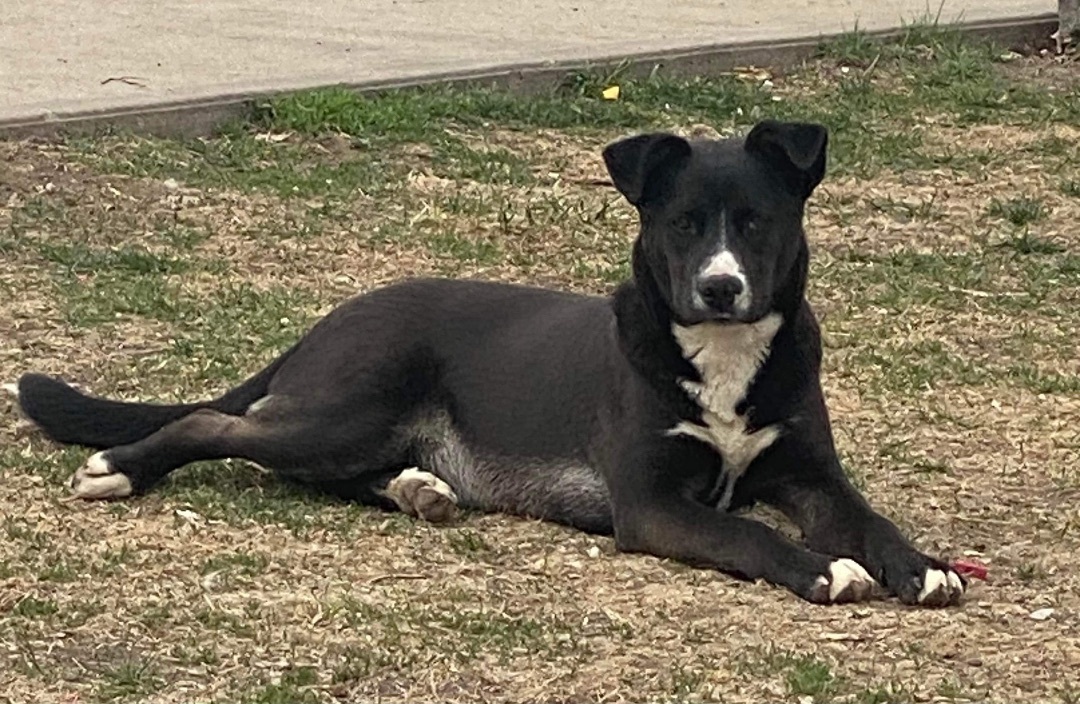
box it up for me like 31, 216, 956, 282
0, 13, 1058, 140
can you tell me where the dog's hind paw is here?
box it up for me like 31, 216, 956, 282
70, 452, 133, 500
811, 558, 878, 604
4, 381, 40, 436
917, 567, 965, 607
384, 468, 458, 523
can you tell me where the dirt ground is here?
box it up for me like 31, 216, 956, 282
1, 44, 1080, 704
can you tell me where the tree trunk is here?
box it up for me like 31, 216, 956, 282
1060, 0, 1080, 51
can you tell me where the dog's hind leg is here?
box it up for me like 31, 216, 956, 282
68, 400, 399, 500
69, 409, 272, 498
72, 405, 461, 525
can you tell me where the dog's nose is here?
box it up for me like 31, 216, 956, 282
697, 275, 744, 313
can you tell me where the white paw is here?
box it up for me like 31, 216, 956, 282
814, 558, 878, 603
383, 467, 458, 523
917, 567, 965, 606
69, 452, 133, 500
4, 382, 38, 436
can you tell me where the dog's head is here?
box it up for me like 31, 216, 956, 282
603, 120, 827, 325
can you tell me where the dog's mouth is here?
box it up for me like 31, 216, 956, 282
682, 309, 759, 326
681, 293, 759, 326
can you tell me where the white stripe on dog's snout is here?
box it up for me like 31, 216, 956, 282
696, 248, 751, 314
700, 249, 745, 280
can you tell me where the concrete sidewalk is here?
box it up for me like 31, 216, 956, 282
0, 0, 1057, 133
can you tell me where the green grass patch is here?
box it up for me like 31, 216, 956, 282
255, 84, 654, 141
818, 247, 1080, 315
160, 462, 337, 530
445, 528, 494, 556
74, 132, 393, 200
167, 282, 316, 381
56, 268, 182, 327
12, 596, 60, 619
988, 196, 1047, 227
94, 661, 165, 703
422, 229, 503, 265
201, 549, 271, 577
786, 655, 840, 700
738, 646, 844, 701
243, 671, 321, 704
997, 232, 1065, 255
3, 516, 53, 551
193, 605, 257, 638
0, 446, 88, 491
38, 242, 190, 276
37, 557, 84, 583
432, 139, 535, 185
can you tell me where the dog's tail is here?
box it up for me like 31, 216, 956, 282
8, 343, 301, 449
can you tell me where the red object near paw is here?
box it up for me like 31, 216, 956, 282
952, 559, 988, 581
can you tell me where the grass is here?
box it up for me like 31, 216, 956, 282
37, 558, 82, 582
988, 196, 1047, 226
244, 668, 321, 704
786, 656, 839, 700
738, 647, 849, 702
1, 23, 1078, 704
94, 661, 164, 702
37, 242, 191, 276
201, 549, 271, 577
445, 528, 495, 556
12, 596, 59, 619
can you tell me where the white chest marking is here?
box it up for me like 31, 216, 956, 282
667, 313, 783, 509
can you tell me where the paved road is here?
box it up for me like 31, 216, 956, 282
0, 0, 1056, 127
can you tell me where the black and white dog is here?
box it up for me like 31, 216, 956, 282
7, 120, 965, 606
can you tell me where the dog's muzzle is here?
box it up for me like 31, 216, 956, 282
696, 275, 745, 318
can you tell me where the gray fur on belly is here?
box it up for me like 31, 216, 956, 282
403, 409, 610, 529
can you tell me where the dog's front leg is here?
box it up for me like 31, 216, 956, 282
609, 476, 877, 604
750, 440, 966, 607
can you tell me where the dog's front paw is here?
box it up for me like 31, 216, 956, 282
913, 566, 966, 607
883, 556, 966, 607
808, 558, 878, 604
70, 452, 134, 500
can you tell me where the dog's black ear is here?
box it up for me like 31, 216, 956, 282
744, 120, 828, 197
602, 133, 692, 205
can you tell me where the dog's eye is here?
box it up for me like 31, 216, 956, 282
673, 215, 695, 232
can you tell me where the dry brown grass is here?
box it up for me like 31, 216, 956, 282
2, 54, 1080, 704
